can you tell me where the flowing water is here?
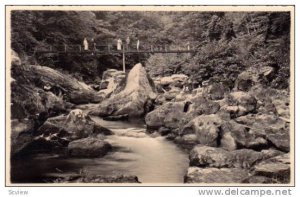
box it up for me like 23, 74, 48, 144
11, 116, 189, 183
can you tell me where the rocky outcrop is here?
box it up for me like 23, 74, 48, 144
184, 167, 249, 183
68, 137, 112, 157
96, 63, 156, 118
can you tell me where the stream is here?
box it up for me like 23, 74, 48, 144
11, 116, 189, 183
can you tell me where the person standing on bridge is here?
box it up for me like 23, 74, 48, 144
117, 38, 122, 51
136, 39, 140, 51
187, 41, 190, 50
91, 38, 96, 51
83, 38, 89, 51
126, 36, 130, 50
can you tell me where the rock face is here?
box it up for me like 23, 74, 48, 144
184, 167, 249, 183
182, 115, 223, 146
97, 63, 156, 118
68, 137, 112, 157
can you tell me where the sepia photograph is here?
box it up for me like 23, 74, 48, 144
5, 5, 294, 186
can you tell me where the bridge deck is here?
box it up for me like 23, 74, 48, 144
36, 50, 196, 54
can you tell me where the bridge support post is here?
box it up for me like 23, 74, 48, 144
122, 45, 125, 73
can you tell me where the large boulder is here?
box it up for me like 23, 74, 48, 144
265, 127, 290, 152
68, 137, 112, 157
145, 102, 186, 129
230, 149, 264, 169
203, 83, 230, 100
189, 145, 264, 169
158, 74, 189, 87
11, 64, 101, 108
253, 153, 290, 183
189, 145, 232, 168
181, 114, 223, 146
11, 81, 69, 119
235, 114, 289, 152
174, 134, 198, 147
222, 91, 257, 117
235, 71, 256, 91
188, 96, 220, 116
163, 87, 182, 101
235, 66, 275, 92
97, 63, 156, 117
220, 120, 268, 151
235, 114, 287, 131
249, 85, 290, 119
184, 167, 249, 183
146, 95, 220, 131
12, 109, 113, 156
37, 109, 112, 140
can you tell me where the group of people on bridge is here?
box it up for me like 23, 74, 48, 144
82, 37, 141, 52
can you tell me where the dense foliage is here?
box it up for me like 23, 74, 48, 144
11, 11, 290, 89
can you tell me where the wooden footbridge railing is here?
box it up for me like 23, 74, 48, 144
34, 44, 196, 72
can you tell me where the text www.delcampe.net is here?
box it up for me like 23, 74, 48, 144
198, 188, 292, 197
